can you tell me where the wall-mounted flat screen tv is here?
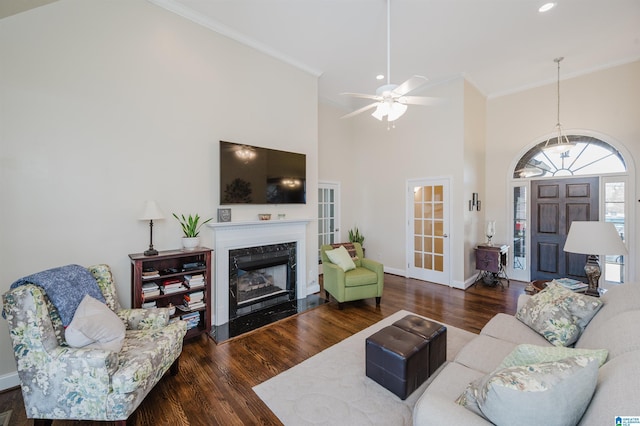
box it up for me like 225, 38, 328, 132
220, 141, 306, 204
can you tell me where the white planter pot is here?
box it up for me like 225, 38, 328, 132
182, 237, 200, 251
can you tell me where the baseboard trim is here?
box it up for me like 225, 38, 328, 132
383, 266, 404, 276
0, 371, 19, 392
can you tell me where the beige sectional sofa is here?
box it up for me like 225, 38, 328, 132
413, 283, 640, 425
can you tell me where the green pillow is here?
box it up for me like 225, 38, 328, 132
499, 344, 608, 368
456, 355, 599, 426
325, 245, 356, 272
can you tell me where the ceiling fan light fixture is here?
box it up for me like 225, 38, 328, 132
371, 102, 389, 120
387, 102, 408, 121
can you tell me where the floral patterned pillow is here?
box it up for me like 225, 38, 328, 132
456, 355, 599, 425
516, 282, 603, 346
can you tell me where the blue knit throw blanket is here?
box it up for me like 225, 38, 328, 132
9, 264, 106, 326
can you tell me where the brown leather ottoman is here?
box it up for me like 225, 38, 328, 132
365, 325, 429, 400
393, 315, 447, 377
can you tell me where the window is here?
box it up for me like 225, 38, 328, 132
604, 180, 625, 283
513, 186, 527, 270
513, 135, 626, 179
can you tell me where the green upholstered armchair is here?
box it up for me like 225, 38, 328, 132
320, 242, 384, 309
2, 264, 187, 426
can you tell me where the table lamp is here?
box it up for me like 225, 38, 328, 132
563, 221, 627, 297
139, 200, 164, 256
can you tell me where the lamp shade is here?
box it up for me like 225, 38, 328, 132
564, 221, 628, 256
139, 200, 165, 221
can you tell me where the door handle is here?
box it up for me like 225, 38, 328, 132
443, 234, 448, 238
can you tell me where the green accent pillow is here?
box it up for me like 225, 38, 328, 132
456, 355, 599, 426
499, 344, 608, 368
325, 245, 357, 272
516, 282, 603, 346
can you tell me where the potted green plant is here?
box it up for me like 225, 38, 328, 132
348, 227, 365, 245
172, 213, 212, 250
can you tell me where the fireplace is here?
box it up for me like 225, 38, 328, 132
229, 242, 296, 319
209, 219, 322, 342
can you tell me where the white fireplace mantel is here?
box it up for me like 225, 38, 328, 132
208, 219, 311, 326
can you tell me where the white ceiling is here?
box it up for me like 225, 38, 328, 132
6, 0, 640, 110
154, 0, 640, 110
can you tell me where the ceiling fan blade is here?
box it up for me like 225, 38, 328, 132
340, 102, 379, 119
392, 75, 428, 97
401, 96, 443, 106
341, 92, 381, 101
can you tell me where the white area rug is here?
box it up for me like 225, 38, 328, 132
253, 310, 476, 425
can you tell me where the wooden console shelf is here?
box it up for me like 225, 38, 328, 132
129, 247, 212, 340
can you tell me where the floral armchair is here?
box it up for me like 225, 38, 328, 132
2, 264, 187, 426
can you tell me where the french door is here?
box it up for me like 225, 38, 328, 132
406, 178, 451, 285
318, 182, 340, 262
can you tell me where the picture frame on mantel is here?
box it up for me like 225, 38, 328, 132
217, 208, 231, 222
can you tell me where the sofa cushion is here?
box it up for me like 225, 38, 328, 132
65, 294, 125, 352
516, 283, 602, 346
457, 356, 599, 426
481, 313, 552, 346
576, 310, 640, 359
454, 335, 517, 374
344, 267, 378, 287
581, 283, 640, 333
325, 245, 356, 272
111, 322, 186, 394
499, 344, 608, 368
578, 350, 640, 425
413, 362, 487, 426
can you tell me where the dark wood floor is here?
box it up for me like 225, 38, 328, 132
0, 274, 526, 425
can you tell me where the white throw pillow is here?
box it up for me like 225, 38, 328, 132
65, 294, 126, 352
457, 355, 599, 426
325, 245, 357, 272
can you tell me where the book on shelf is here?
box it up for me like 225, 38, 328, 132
184, 274, 205, 289
184, 290, 204, 302
142, 281, 159, 289
142, 268, 160, 279
142, 289, 160, 299
141, 301, 157, 309
553, 278, 588, 290
161, 285, 185, 295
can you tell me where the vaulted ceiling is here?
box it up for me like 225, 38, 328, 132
155, 0, 640, 109
4, 0, 640, 111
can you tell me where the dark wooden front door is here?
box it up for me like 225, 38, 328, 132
531, 177, 599, 281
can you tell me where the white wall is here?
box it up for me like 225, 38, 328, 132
319, 78, 470, 286
486, 61, 639, 282
319, 62, 639, 292
462, 80, 487, 283
0, 0, 318, 383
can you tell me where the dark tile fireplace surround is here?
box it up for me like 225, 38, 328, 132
210, 220, 325, 342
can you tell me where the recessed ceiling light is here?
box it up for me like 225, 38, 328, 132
376, 74, 385, 80
539, 2, 556, 12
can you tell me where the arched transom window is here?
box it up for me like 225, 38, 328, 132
514, 135, 626, 178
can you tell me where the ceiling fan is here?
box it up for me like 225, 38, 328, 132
341, 0, 439, 123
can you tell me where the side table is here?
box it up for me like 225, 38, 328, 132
524, 279, 550, 295
474, 244, 510, 288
